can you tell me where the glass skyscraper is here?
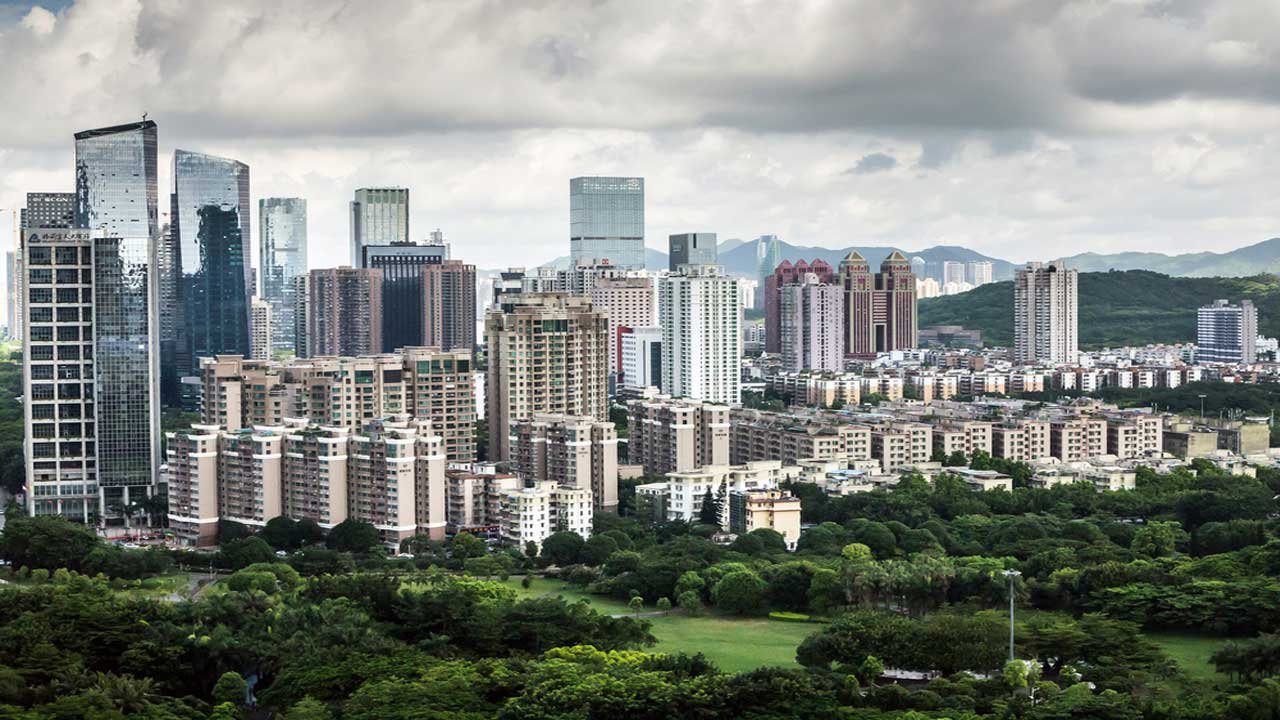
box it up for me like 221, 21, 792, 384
74, 120, 161, 509
350, 187, 409, 265
260, 198, 308, 352
362, 242, 446, 352
169, 150, 251, 391
569, 176, 645, 269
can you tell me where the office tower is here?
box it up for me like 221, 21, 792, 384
350, 187, 409, 265
910, 256, 926, 279
249, 298, 271, 360
306, 267, 382, 357
485, 293, 609, 460
170, 150, 252, 393
569, 176, 645, 269
259, 198, 308, 352
590, 275, 655, 373
1197, 299, 1258, 364
422, 259, 477, 351
292, 275, 309, 357
967, 260, 993, 287
941, 260, 965, 286
75, 120, 161, 513
1013, 260, 1079, 365
669, 232, 717, 271
755, 234, 781, 308
25, 193, 76, 228
619, 326, 663, 393
511, 414, 619, 512
779, 273, 845, 372
840, 250, 917, 357
627, 397, 730, 476
155, 222, 177, 398
764, 259, 835, 354
22, 228, 98, 521
659, 265, 742, 404
5, 251, 20, 341
493, 268, 526, 307
362, 242, 447, 351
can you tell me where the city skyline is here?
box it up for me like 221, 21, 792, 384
3, 1, 1280, 273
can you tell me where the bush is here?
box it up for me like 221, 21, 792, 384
678, 590, 703, 616
227, 570, 279, 594
656, 597, 672, 611
29, 568, 49, 583
768, 611, 815, 623
712, 570, 767, 615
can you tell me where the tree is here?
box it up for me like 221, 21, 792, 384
582, 534, 620, 565
678, 590, 703, 616
212, 671, 248, 706
327, 519, 382, 553
712, 570, 768, 615
698, 488, 718, 524
628, 596, 644, 615
539, 531, 585, 567
220, 536, 276, 570
449, 532, 487, 563
0, 514, 100, 571
675, 570, 706, 597
656, 597, 672, 611
284, 697, 334, 720
1131, 520, 1184, 558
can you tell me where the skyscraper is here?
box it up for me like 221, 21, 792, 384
779, 273, 845, 372
422, 259, 477, 351
764, 259, 835, 354
75, 120, 161, 514
589, 275, 656, 373
668, 232, 717, 270
942, 260, 966, 285
170, 150, 251, 393
910, 256, 926, 279
1197, 299, 1257, 364
305, 267, 383, 357
22, 228, 98, 521
25, 193, 76, 228
485, 293, 609, 460
840, 250, 917, 357
660, 265, 742, 404
755, 234, 781, 308
1013, 260, 1078, 365
259, 198, 308, 351
350, 187, 409, 265
249, 297, 272, 360
569, 176, 644, 269
966, 260, 993, 287
362, 242, 447, 351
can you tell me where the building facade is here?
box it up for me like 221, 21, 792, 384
590, 276, 655, 374
627, 397, 730, 476
619, 326, 663, 393
361, 242, 446, 351
259, 198, 307, 352
422, 259, 476, 352
1014, 260, 1078, 365
305, 267, 383, 357
350, 187, 409, 265
1197, 299, 1257, 364
511, 414, 619, 512
840, 251, 917, 356
765, 259, 836, 354
779, 272, 845, 372
249, 297, 271, 360
659, 265, 742, 404
569, 176, 645, 269
668, 232, 717, 270
485, 293, 610, 460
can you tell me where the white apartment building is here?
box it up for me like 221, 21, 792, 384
590, 276, 656, 374
249, 297, 272, 360
1197, 299, 1257, 364
778, 273, 845, 372
498, 480, 593, 550
659, 265, 742, 404
1014, 260, 1078, 365
620, 326, 663, 393
637, 460, 800, 525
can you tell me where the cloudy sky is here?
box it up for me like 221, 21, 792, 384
2, 0, 1279, 271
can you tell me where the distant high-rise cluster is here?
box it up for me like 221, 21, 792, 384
1014, 260, 1078, 365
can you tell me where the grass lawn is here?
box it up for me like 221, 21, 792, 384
1147, 632, 1229, 683
498, 576, 820, 672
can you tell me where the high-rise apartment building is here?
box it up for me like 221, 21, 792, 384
569, 176, 645, 269
910, 256, 926, 279
840, 250, 917, 356
779, 273, 845, 372
305, 267, 382, 357
75, 120, 162, 513
589, 276, 655, 373
259, 198, 307, 351
361, 242, 447, 352
25, 193, 76, 229
765, 259, 835, 354
967, 260, 994, 287
485, 293, 610, 460
422, 259, 477, 352
619, 326, 663, 393
1197, 299, 1258, 365
627, 397, 730, 476
668, 232, 717, 271
169, 150, 252, 393
942, 261, 966, 285
249, 298, 272, 360
659, 265, 742, 404
1013, 260, 1078, 365
22, 228, 98, 521
511, 414, 619, 512
350, 187, 409, 265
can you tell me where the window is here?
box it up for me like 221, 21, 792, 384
29, 327, 53, 342
56, 308, 80, 323
30, 365, 54, 380
56, 288, 78, 304
28, 247, 51, 265
55, 247, 78, 265
57, 346, 80, 360
28, 269, 52, 285
29, 307, 53, 323
57, 326, 80, 342
32, 404, 55, 419
30, 345, 54, 361
29, 288, 52, 304
56, 269, 80, 285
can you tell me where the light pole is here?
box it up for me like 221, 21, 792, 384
1001, 569, 1021, 662
1198, 394, 1206, 421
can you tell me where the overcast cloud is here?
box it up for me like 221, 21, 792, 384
1, 0, 1279, 270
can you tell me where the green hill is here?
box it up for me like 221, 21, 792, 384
919, 270, 1280, 348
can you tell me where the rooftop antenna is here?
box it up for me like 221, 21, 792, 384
142, 111, 149, 121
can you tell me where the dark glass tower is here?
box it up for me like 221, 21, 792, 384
362, 242, 446, 352
74, 120, 161, 510
260, 198, 307, 352
169, 150, 251, 396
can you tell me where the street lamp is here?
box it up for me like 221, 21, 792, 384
1001, 569, 1021, 662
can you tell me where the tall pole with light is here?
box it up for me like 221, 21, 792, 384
1198, 394, 1206, 421
1001, 569, 1021, 662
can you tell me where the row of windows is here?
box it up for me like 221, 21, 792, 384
29, 344, 92, 361
26, 246, 91, 266
27, 364, 91, 380
28, 268, 91, 285
28, 326, 89, 342
29, 287, 92, 304
31, 441, 94, 458
31, 403, 89, 420
29, 383, 92, 400
28, 307, 91, 323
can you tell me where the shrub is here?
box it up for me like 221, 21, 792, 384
656, 597, 672, 611
768, 611, 814, 623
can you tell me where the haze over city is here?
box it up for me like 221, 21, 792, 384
3, 0, 1280, 269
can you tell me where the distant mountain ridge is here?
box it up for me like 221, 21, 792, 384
1062, 238, 1280, 277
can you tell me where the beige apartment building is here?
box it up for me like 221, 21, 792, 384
218, 427, 284, 529
590, 276, 655, 373
932, 421, 994, 459
283, 423, 350, 529
729, 490, 803, 550
485, 293, 610, 461
166, 425, 221, 547
991, 421, 1051, 462
444, 467, 521, 533
1105, 415, 1163, 459
627, 397, 730, 476
870, 422, 933, 471
1050, 418, 1108, 461
511, 414, 619, 513
729, 409, 872, 465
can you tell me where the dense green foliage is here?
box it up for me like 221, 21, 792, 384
919, 270, 1280, 347
0, 356, 26, 496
